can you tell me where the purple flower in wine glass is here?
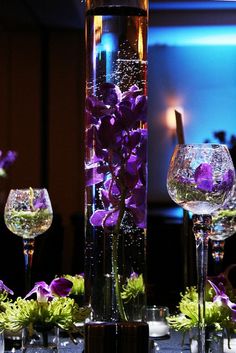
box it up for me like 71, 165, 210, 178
194, 163, 213, 192
0, 280, 14, 295
33, 190, 48, 210
216, 169, 235, 193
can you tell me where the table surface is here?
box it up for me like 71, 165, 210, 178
155, 330, 190, 353
4, 330, 189, 353
5, 329, 234, 353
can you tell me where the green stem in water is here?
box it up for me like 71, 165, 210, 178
111, 187, 127, 321
112, 232, 127, 321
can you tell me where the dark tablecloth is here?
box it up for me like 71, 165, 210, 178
154, 330, 190, 353
5, 330, 190, 353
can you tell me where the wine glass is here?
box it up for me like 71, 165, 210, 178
4, 188, 53, 293
167, 144, 235, 353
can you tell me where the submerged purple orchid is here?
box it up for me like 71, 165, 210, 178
85, 83, 147, 230
208, 279, 236, 321
33, 190, 49, 210
0, 150, 17, 177
25, 278, 73, 302
178, 162, 234, 194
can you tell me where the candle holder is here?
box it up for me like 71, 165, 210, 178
143, 306, 170, 353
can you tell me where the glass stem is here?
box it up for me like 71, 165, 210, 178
211, 240, 225, 274
192, 214, 212, 353
23, 238, 35, 293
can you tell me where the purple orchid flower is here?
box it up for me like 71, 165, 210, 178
85, 83, 147, 230
130, 272, 139, 280
25, 278, 73, 302
0, 280, 14, 295
25, 281, 52, 302
208, 279, 236, 321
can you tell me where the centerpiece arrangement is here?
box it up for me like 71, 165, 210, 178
0, 276, 90, 353
168, 274, 236, 353
84, 0, 148, 323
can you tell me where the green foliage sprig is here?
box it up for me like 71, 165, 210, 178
121, 273, 145, 303
0, 297, 90, 333
168, 286, 234, 333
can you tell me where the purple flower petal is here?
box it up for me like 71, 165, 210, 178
90, 209, 119, 227
33, 190, 48, 209
133, 95, 147, 122
0, 150, 17, 169
216, 169, 235, 192
208, 279, 236, 320
194, 163, 213, 192
25, 281, 52, 302
126, 186, 146, 228
85, 166, 105, 187
49, 278, 73, 297
0, 280, 14, 295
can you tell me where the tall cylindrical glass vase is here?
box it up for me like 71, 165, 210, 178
84, 0, 148, 322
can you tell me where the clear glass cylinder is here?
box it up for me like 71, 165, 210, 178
190, 327, 224, 353
84, 0, 148, 322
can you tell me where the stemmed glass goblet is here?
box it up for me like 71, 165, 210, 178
167, 144, 235, 353
4, 188, 53, 293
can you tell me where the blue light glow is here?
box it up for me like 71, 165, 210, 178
148, 26, 236, 46
150, 1, 236, 10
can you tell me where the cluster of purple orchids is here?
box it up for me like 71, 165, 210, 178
0, 277, 73, 301
193, 163, 234, 193
0, 276, 90, 333
0, 150, 17, 177
178, 162, 234, 194
25, 277, 73, 302
85, 83, 147, 229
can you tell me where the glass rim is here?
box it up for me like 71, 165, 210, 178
146, 305, 169, 311
9, 188, 48, 191
175, 143, 228, 148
